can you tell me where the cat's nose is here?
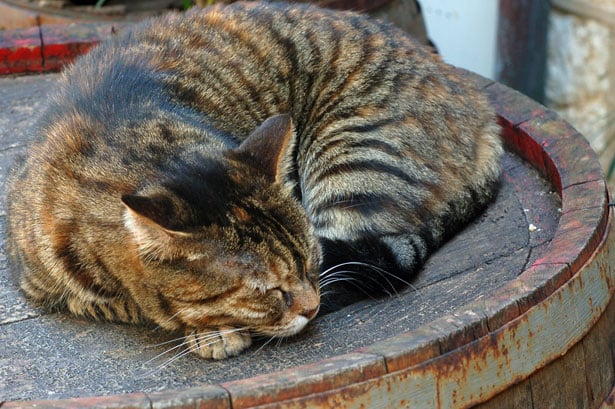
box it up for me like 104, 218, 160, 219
302, 306, 319, 320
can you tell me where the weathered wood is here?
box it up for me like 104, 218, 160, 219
582, 297, 615, 409
599, 296, 615, 409
531, 341, 589, 409
477, 379, 533, 409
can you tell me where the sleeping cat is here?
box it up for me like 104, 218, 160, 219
6, 1, 502, 359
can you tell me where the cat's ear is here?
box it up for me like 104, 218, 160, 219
121, 193, 189, 234
121, 193, 191, 260
234, 114, 295, 183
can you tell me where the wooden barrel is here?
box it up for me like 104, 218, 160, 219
0, 23, 613, 409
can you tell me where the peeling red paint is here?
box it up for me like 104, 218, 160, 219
0, 22, 124, 75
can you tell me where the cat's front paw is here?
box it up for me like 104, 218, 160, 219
185, 326, 252, 359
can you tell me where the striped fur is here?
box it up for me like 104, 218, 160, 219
6, 1, 501, 359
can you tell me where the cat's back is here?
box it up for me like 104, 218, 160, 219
79, 1, 437, 138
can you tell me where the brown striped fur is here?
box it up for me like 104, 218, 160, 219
6, 1, 502, 359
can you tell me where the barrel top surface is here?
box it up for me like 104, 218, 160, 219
0, 70, 589, 403
0, 26, 610, 409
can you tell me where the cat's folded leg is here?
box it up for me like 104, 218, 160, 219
378, 232, 429, 274
321, 231, 427, 282
319, 231, 429, 312
185, 326, 252, 359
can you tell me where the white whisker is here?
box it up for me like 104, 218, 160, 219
150, 307, 189, 332
138, 326, 249, 377
142, 335, 194, 369
320, 271, 378, 299
319, 260, 423, 300
319, 274, 363, 289
253, 335, 276, 355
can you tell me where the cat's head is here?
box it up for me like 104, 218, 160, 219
121, 115, 321, 338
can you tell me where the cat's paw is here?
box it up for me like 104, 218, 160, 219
185, 326, 252, 360
379, 233, 426, 272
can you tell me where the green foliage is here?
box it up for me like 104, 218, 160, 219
93, 1, 206, 10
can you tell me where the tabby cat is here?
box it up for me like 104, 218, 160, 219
6, 1, 502, 359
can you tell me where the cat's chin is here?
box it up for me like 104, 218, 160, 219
260, 315, 311, 338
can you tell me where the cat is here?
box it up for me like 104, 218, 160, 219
6, 1, 502, 360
